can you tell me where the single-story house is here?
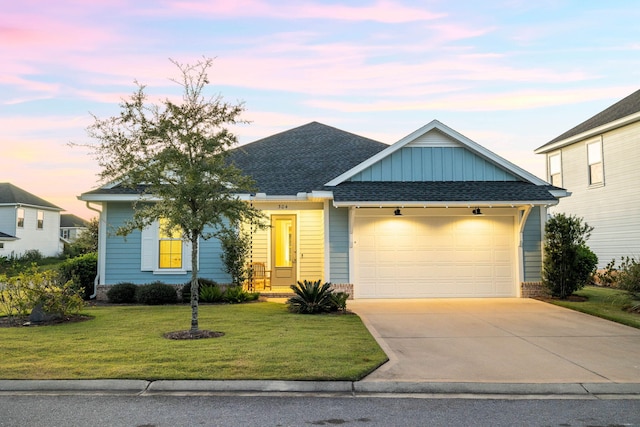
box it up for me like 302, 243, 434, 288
80, 120, 567, 299
535, 89, 640, 267
60, 214, 89, 243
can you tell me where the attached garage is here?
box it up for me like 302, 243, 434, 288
353, 208, 517, 298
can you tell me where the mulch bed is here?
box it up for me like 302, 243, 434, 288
0, 314, 93, 328
163, 330, 225, 340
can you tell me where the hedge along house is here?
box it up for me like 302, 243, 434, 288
80, 121, 567, 299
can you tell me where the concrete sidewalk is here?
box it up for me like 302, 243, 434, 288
1, 298, 639, 397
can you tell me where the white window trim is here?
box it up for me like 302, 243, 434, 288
141, 221, 193, 274
587, 139, 604, 187
548, 152, 562, 187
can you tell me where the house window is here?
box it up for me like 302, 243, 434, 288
0, 243, 4, 249
37, 211, 44, 229
158, 218, 182, 269
587, 141, 603, 185
61, 229, 70, 240
549, 153, 562, 187
17, 208, 24, 228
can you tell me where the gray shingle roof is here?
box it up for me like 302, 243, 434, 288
228, 122, 388, 194
60, 214, 88, 228
331, 181, 559, 203
539, 88, 640, 149
0, 183, 61, 210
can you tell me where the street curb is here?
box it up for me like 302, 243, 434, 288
147, 380, 353, 393
1, 380, 639, 396
0, 380, 149, 393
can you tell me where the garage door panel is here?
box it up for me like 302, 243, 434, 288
355, 214, 516, 298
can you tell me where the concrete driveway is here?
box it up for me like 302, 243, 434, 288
349, 298, 640, 384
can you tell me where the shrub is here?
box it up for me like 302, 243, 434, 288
618, 256, 640, 297
0, 265, 83, 320
106, 282, 138, 304
542, 213, 597, 299
595, 259, 618, 287
330, 292, 349, 312
180, 278, 218, 303
223, 285, 254, 304
135, 281, 177, 305
21, 250, 43, 263
199, 284, 224, 303
218, 226, 251, 287
287, 280, 336, 314
58, 253, 98, 300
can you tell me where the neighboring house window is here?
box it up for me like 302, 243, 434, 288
158, 218, 182, 269
587, 140, 603, 185
37, 211, 44, 229
17, 208, 24, 228
549, 153, 562, 187
0, 243, 4, 249
61, 229, 70, 240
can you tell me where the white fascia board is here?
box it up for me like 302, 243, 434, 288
535, 111, 640, 154
333, 200, 559, 208
548, 189, 571, 198
310, 190, 334, 200
0, 202, 62, 211
78, 193, 160, 202
325, 120, 548, 186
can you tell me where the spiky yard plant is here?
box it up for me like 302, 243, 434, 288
287, 279, 335, 314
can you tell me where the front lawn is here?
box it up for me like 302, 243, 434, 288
0, 302, 387, 380
548, 286, 640, 329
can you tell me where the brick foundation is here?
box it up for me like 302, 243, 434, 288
520, 281, 550, 299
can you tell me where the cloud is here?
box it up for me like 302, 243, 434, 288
160, 0, 445, 23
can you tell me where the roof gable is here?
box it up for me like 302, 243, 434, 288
326, 120, 548, 186
0, 183, 61, 210
536, 89, 640, 153
228, 122, 388, 195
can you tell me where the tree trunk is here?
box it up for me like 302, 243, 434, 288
190, 232, 199, 333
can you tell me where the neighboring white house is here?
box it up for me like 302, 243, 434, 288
60, 214, 88, 243
535, 89, 640, 267
0, 183, 62, 258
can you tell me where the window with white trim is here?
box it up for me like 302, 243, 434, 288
37, 211, 44, 229
140, 220, 192, 273
587, 140, 603, 185
158, 218, 182, 269
549, 153, 562, 187
17, 208, 24, 228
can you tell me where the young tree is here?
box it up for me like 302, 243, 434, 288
542, 213, 597, 299
83, 58, 264, 335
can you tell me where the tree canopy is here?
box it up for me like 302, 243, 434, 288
84, 58, 264, 334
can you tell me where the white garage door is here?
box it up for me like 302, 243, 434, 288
354, 213, 516, 298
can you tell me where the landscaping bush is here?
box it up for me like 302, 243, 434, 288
58, 252, 98, 300
106, 282, 138, 304
223, 285, 257, 304
330, 292, 349, 312
199, 284, 224, 303
618, 256, 640, 297
0, 265, 83, 321
135, 281, 177, 305
180, 278, 219, 303
542, 213, 597, 299
287, 279, 336, 314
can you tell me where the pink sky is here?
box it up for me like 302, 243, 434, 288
2, 0, 639, 218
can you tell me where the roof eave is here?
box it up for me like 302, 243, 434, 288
535, 111, 640, 154
332, 200, 559, 208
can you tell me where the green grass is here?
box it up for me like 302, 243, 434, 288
0, 302, 387, 381
549, 286, 640, 329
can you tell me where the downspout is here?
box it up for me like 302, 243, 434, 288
85, 202, 103, 299
517, 205, 533, 298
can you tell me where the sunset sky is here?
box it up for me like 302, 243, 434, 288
3, 0, 639, 219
